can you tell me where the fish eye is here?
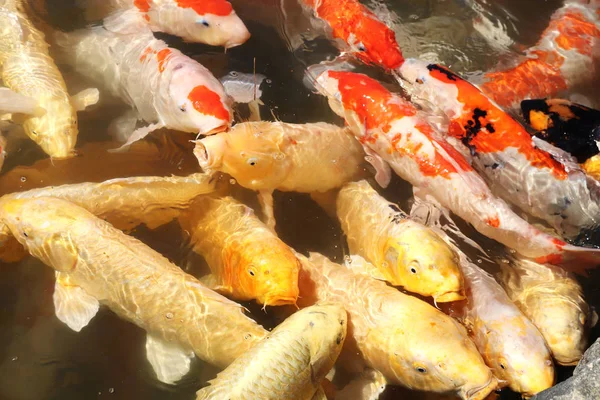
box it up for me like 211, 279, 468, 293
500, 363, 506, 370
197, 19, 210, 27
230, 71, 238, 77
415, 366, 427, 374
247, 157, 258, 166
248, 266, 256, 277
357, 43, 366, 51
179, 104, 186, 112
409, 261, 419, 274
416, 78, 424, 84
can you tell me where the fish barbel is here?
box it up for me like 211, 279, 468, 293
179, 195, 300, 307
399, 59, 600, 239
84, 0, 250, 48
335, 180, 464, 302
479, 1, 600, 109
195, 121, 366, 228
0, 196, 268, 384
296, 252, 497, 400
0, 0, 97, 157
53, 24, 231, 146
314, 70, 600, 267
196, 303, 346, 400
498, 257, 594, 366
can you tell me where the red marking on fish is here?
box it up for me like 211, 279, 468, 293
535, 253, 563, 265
428, 65, 568, 180
302, 0, 404, 69
187, 85, 230, 121
134, 0, 150, 13
485, 216, 500, 228
139, 46, 153, 62
175, 0, 233, 17
328, 71, 474, 178
156, 49, 171, 73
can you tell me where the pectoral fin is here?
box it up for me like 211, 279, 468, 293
112, 121, 165, 152
53, 272, 99, 332
334, 369, 387, 400
344, 255, 387, 281
146, 334, 195, 385
199, 273, 228, 293
71, 88, 99, 111
0, 88, 45, 117
103, 8, 151, 35
362, 145, 391, 188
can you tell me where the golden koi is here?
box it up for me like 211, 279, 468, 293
296, 252, 497, 400
335, 180, 464, 302
0, 196, 268, 384
179, 195, 300, 306
196, 303, 346, 400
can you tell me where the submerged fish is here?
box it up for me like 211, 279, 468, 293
314, 70, 600, 267
220, 71, 267, 121
498, 258, 594, 366
196, 303, 346, 400
299, 0, 404, 70
479, 1, 600, 109
334, 180, 464, 302
0, 197, 268, 384
195, 121, 366, 228
84, 0, 250, 47
296, 252, 497, 400
399, 59, 600, 239
0, 0, 98, 158
179, 195, 300, 306
53, 23, 231, 147
521, 98, 600, 181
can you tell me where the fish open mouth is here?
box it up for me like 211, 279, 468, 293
193, 135, 225, 171
263, 296, 298, 307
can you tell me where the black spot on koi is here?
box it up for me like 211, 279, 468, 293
426, 64, 459, 82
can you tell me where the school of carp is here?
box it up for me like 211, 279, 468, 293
0, 0, 599, 399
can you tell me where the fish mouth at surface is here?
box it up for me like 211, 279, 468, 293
193, 140, 222, 171
262, 295, 298, 307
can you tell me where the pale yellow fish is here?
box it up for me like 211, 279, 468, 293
196, 303, 346, 400
296, 252, 497, 400
0, 196, 267, 384
194, 121, 366, 228
179, 195, 300, 306
335, 180, 464, 302
0, 0, 97, 158
498, 257, 594, 366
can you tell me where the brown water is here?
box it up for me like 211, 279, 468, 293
0, 0, 599, 399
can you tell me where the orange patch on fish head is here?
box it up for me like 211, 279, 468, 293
176, 0, 233, 16
134, 0, 150, 13
187, 85, 231, 122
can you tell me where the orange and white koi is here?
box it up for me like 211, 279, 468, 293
314, 70, 600, 266
299, 0, 404, 70
479, 1, 600, 110
53, 25, 232, 147
399, 59, 600, 239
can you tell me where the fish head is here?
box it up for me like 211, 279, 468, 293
23, 100, 78, 158
169, 1, 250, 47
382, 221, 464, 301
231, 237, 300, 306
371, 317, 496, 399
167, 62, 232, 135
195, 122, 292, 190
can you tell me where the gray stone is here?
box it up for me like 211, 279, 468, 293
533, 338, 600, 400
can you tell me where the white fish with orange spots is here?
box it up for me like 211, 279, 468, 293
53, 23, 232, 146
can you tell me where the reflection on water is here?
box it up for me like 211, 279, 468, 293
0, 0, 598, 399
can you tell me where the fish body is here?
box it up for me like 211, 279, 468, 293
399, 59, 600, 238
480, 1, 600, 109
179, 196, 300, 306
498, 258, 593, 366
195, 121, 365, 193
84, 0, 250, 47
0, 0, 79, 157
196, 304, 346, 400
0, 197, 268, 383
54, 25, 231, 144
296, 252, 497, 400
335, 180, 464, 302
456, 257, 554, 396
220, 71, 266, 104
314, 70, 596, 266
299, 0, 404, 69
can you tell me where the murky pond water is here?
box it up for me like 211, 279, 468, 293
0, 0, 599, 399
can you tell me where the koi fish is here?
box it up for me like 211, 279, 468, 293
295, 252, 497, 400
53, 24, 232, 147
298, 0, 404, 70
479, 1, 600, 110
220, 71, 267, 121
83, 0, 250, 47
0, 196, 268, 384
195, 121, 366, 228
521, 98, 600, 181
498, 257, 595, 366
399, 59, 600, 239
0, 0, 98, 158
314, 70, 600, 266
196, 303, 346, 400
334, 179, 464, 302
179, 195, 300, 307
